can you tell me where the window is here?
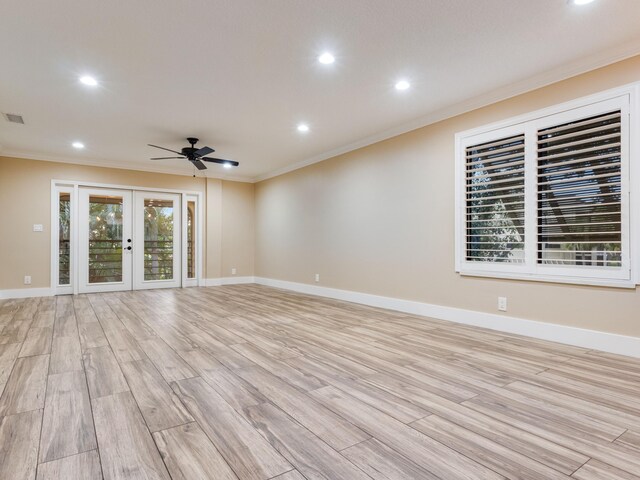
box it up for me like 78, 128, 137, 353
456, 88, 637, 287
465, 133, 526, 264
187, 200, 196, 279
58, 192, 71, 285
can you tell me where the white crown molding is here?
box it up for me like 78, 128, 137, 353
0, 151, 251, 183
254, 277, 640, 359
253, 42, 640, 183
0, 287, 53, 299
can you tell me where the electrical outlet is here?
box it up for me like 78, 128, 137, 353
231, 268, 237, 275
33, 224, 43, 232
24, 275, 32, 285
498, 296, 507, 312
315, 273, 320, 283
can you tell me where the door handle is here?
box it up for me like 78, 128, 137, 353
125, 246, 132, 251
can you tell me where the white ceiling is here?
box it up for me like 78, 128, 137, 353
1, 0, 640, 182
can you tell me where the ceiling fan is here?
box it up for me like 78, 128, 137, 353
148, 137, 239, 170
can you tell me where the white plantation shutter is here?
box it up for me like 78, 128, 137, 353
537, 111, 623, 268
465, 134, 525, 263
456, 90, 634, 286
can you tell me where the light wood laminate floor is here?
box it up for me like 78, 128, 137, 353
1, 285, 639, 480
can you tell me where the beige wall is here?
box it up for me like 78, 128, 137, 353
222, 181, 255, 277
255, 55, 640, 337
0, 156, 255, 289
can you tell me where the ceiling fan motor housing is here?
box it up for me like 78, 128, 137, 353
181, 147, 198, 159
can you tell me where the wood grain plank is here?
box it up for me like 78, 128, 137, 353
53, 298, 78, 338
101, 325, 146, 363
49, 335, 83, 374
0, 409, 42, 480
93, 391, 170, 480
464, 395, 640, 476
231, 342, 326, 391
39, 370, 97, 463
269, 471, 305, 480
37, 450, 103, 480
572, 459, 640, 480
83, 346, 129, 399
245, 402, 371, 480
120, 358, 193, 432
19, 327, 53, 357
31, 310, 55, 329
173, 376, 292, 480
137, 337, 196, 382
107, 297, 157, 340
508, 381, 640, 432
153, 423, 238, 480
412, 415, 569, 479
614, 431, 640, 451
0, 354, 49, 415
341, 437, 439, 479
196, 364, 268, 414
285, 354, 429, 423
236, 365, 370, 450
311, 385, 504, 480
0, 342, 21, 386
0, 318, 33, 344
78, 321, 109, 351
365, 372, 587, 474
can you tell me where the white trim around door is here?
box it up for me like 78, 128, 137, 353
78, 187, 133, 293
51, 179, 204, 295
133, 191, 181, 290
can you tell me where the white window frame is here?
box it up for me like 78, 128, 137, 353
455, 83, 640, 288
182, 193, 202, 287
51, 183, 76, 295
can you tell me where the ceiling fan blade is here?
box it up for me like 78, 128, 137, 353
150, 156, 185, 160
191, 159, 207, 170
148, 144, 183, 155
194, 146, 214, 157
202, 157, 240, 167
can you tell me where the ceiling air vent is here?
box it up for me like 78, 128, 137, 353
3, 113, 25, 124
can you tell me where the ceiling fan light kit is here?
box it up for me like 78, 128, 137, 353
148, 137, 239, 171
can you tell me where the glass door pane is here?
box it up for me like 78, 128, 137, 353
58, 193, 71, 285
187, 200, 196, 279
144, 199, 174, 281
78, 188, 132, 293
134, 192, 181, 290
88, 195, 124, 283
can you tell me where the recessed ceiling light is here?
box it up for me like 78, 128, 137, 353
79, 75, 98, 87
72, 141, 85, 149
297, 123, 310, 133
571, 0, 595, 4
395, 80, 410, 91
223, 162, 233, 169
318, 52, 335, 65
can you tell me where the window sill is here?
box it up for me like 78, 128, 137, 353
458, 270, 636, 289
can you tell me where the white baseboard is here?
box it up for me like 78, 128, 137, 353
254, 277, 640, 359
0, 287, 53, 300
204, 276, 256, 287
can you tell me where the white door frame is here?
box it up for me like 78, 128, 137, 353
51, 179, 204, 295
133, 191, 181, 290
78, 187, 133, 293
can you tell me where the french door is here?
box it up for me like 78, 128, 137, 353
77, 188, 181, 293
133, 191, 181, 290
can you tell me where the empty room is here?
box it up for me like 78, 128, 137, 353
1, 1, 640, 479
